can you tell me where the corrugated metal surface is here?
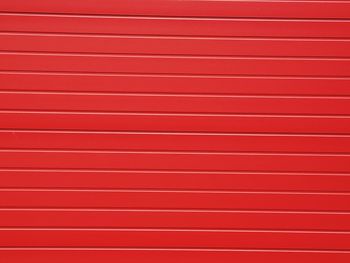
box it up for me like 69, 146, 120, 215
0, 1, 350, 262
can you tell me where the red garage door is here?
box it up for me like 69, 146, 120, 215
0, 1, 350, 262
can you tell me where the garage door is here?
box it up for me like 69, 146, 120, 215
0, 1, 350, 262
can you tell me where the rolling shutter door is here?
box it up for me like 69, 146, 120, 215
0, 1, 350, 262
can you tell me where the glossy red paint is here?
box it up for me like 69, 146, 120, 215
0, 1, 350, 262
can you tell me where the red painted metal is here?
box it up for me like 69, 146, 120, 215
1, 189, 350, 211
1, 249, 349, 263
1, 209, 349, 230
1, 13, 350, 38
0, 0, 349, 19
1, 72, 350, 96
1, 130, 350, 153
2, 33, 350, 57
1, 53, 350, 76
2, 92, 350, 114
2, 228, 350, 250
1, 170, 350, 192
1, 150, 350, 172
1, 112, 350, 134
1, 1, 350, 262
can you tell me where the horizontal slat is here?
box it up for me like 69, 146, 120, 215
2, 71, 350, 96
2, 33, 350, 57
1, 13, 350, 38
1, 150, 350, 173
1, 209, 350, 231
1, 111, 350, 134
1, 92, 350, 115
1, 190, 350, 211
1, 53, 350, 77
1, 249, 349, 263
1, 131, 350, 153
1, 170, 350, 192
1, 229, 350, 250
1, 0, 350, 19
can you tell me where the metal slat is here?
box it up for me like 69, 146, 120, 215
1, 52, 350, 77
1, 71, 349, 96
1, 13, 350, 38
2, 33, 350, 57
1, 92, 350, 115
2, 228, 350, 250
1, 111, 350, 134
1, 0, 350, 19
1, 209, 349, 230
1, 170, 350, 191
1, 189, 350, 211
1, 131, 350, 153
1, 249, 349, 263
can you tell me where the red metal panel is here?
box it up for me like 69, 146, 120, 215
1, 0, 350, 262
1, 170, 350, 192
1, 13, 350, 38
2, 33, 350, 57
1, 0, 350, 19
1, 189, 350, 211
1, 209, 350, 231
1, 131, 350, 153
2, 229, 350, 250
2, 92, 350, 114
0, 150, 350, 172
1, 111, 350, 134
1, 71, 350, 96
1, 52, 350, 76
1, 249, 349, 263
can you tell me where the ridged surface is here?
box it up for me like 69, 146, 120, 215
1, 0, 350, 19
1, 1, 350, 262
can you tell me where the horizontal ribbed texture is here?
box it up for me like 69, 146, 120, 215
0, 0, 349, 19
1, 1, 350, 262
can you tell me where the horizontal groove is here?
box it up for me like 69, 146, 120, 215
1, 149, 350, 157
1, 227, 349, 234
2, 31, 350, 41
2, 188, 349, 195
2, 148, 350, 156
1, 208, 349, 215
0, 8, 346, 22
4, 50, 350, 60
2, 30, 350, 41
2, 129, 350, 137
2, 208, 350, 214
5, 89, 350, 98
2, 167, 348, 175
1, 90, 350, 99
3, 30, 350, 40
2, 11, 350, 22
0, 247, 350, 254
2, 147, 350, 158
2, 69, 350, 80
6, 89, 349, 98
2, 109, 350, 118
3, 49, 350, 59
0, 168, 349, 177
2, 187, 348, 195
2, 226, 350, 233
